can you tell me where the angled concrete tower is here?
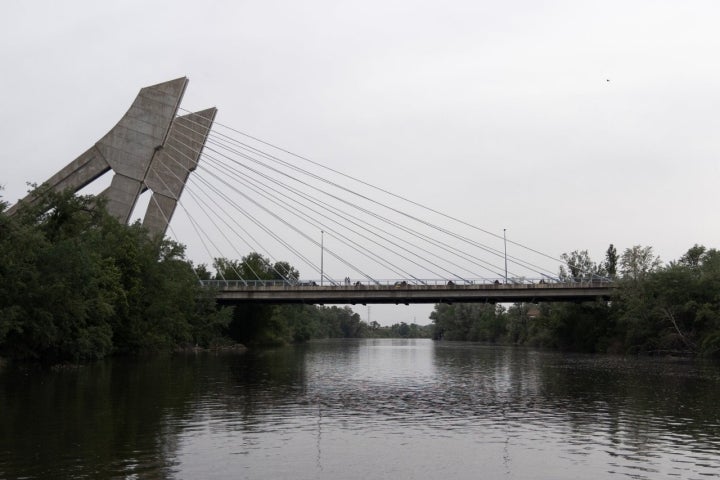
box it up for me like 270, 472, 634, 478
142, 107, 217, 237
7, 77, 215, 238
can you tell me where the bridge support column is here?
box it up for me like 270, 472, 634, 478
142, 108, 217, 237
7, 77, 216, 239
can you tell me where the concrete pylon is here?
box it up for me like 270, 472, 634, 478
7, 77, 216, 238
142, 107, 217, 238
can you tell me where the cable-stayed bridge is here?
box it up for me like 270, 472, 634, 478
9, 78, 612, 305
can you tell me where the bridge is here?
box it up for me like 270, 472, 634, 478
9, 77, 614, 305
206, 279, 612, 305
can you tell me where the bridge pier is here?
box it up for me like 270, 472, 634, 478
8, 78, 216, 238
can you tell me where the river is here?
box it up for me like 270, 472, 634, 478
1, 339, 719, 479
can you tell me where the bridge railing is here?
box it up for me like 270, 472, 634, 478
200, 277, 614, 290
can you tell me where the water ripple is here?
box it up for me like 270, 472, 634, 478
3, 340, 720, 479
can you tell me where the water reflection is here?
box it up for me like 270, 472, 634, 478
1, 340, 720, 479
0, 356, 202, 479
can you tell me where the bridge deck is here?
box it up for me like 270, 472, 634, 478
207, 281, 613, 305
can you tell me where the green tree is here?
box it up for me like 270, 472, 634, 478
272, 260, 299, 282
430, 303, 505, 342
620, 245, 662, 280
539, 300, 614, 352
605, 244, 618, 278
194, 263, 213, 280
679, 244, 706, 269
0, 186, 231, 362
216, 253, 303, 346
213, 257, 245, 280
214, 254, 300, 284
559, 250, 605, 281
0, 188, 120, 362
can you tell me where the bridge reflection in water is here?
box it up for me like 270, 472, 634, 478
203, 279, 613, 305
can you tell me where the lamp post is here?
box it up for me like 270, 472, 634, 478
503, 228, 508, 284
320, 230, 324, 286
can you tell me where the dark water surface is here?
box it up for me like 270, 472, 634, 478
1, 339, 720, 479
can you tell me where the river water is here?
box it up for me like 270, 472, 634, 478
1, 339, 719, 479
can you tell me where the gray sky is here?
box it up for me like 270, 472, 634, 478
2, 1, 719, 325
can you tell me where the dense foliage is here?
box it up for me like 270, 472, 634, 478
430, 244, 720, 357
0, 188, 230, 363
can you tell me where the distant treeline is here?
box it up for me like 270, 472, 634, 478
431, 244, 720, 357
0, 187, 429, 364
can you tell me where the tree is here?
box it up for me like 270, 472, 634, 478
559, 250, 605, 281
213, 258, 245, 281
605, 244, 618, 278
537, 300, 614, 352
679, 244, 706, 269
214, 253, 302, 345
0, 188, 120, 362
620, 245, 662, 280
430, 303, 505, 341
0, 186, 231, 362
213, 253, 299, 284
272, 261, 299, 282
194, 263, 212, 280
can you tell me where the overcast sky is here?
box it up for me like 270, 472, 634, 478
2, 1, 719, 325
